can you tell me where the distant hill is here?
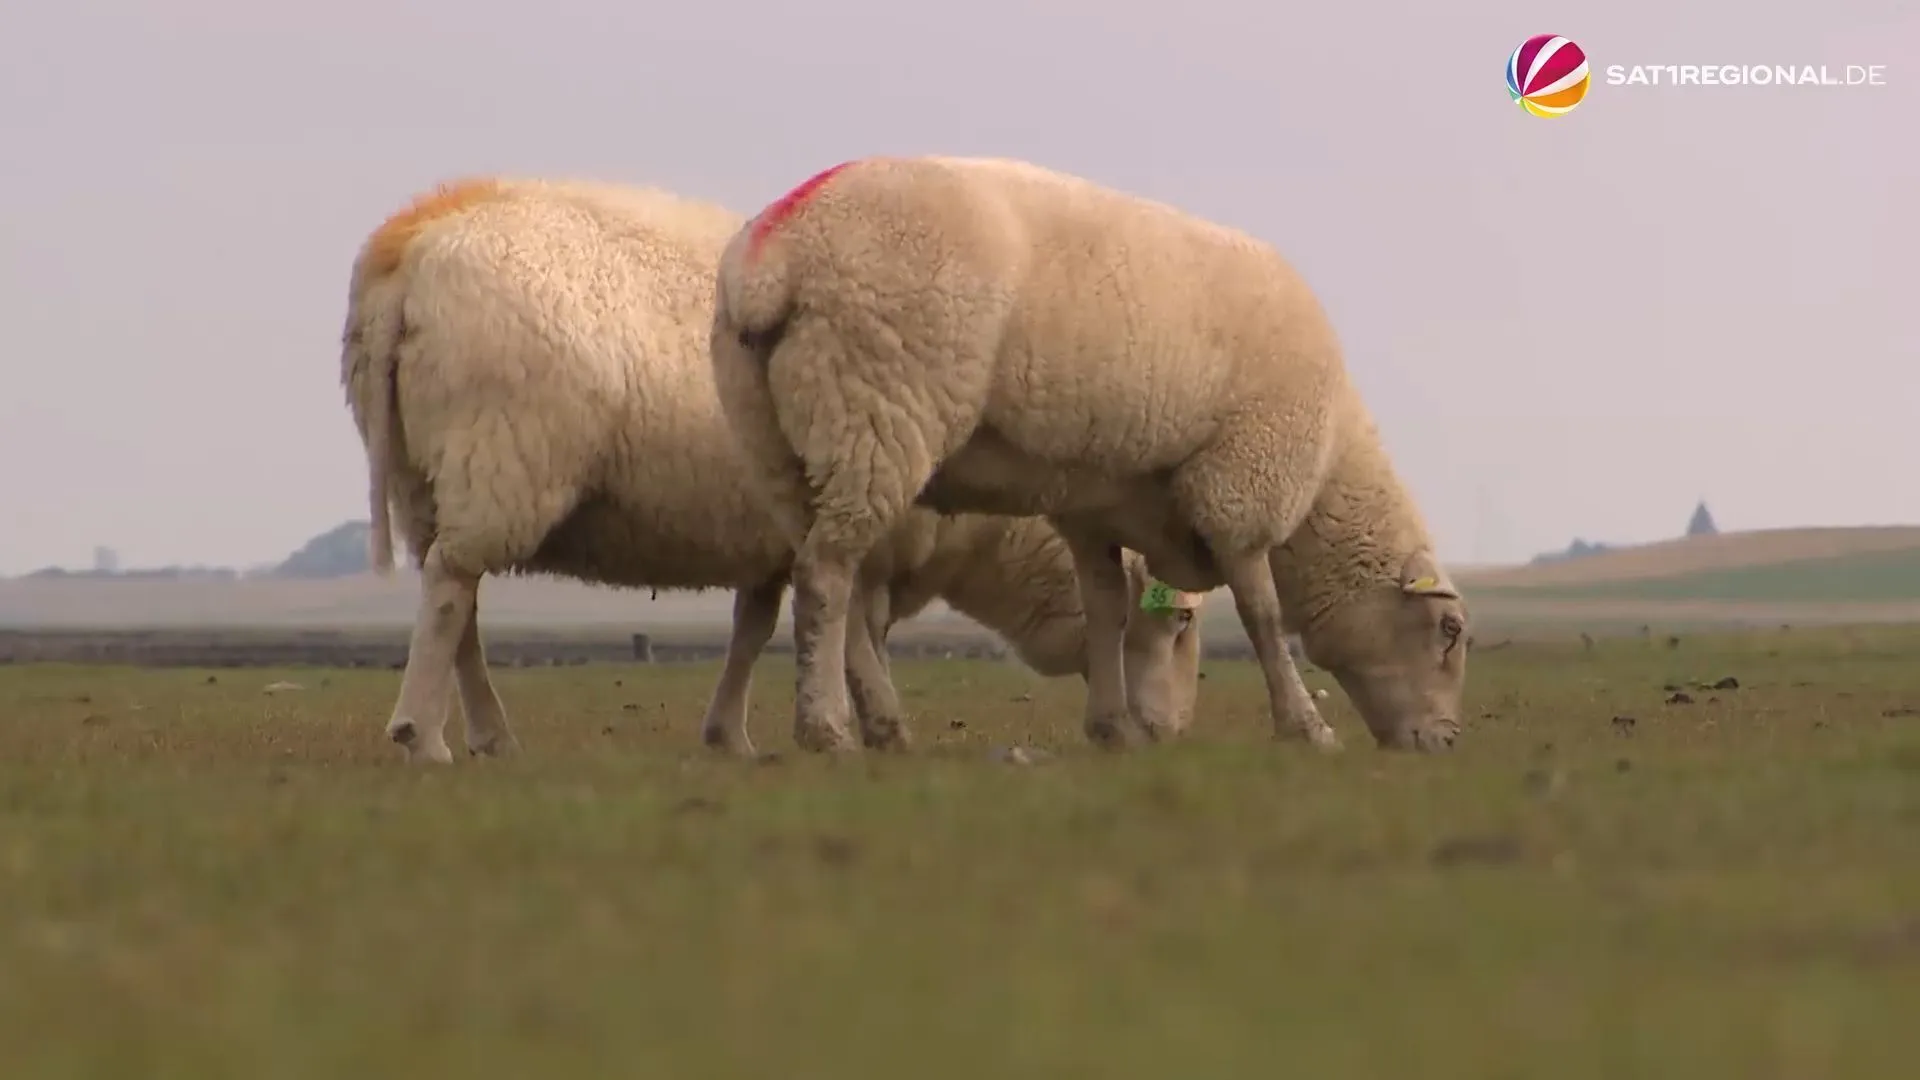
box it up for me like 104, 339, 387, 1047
20, 564, 238, 582
274, 521, 374, 579
1524, 499, 1717, 567
1461, 526, 1920, 601
12, 521, 377, 583
1528, 537, 1616, 566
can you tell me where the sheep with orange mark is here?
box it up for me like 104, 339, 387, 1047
339, 176, 1206, 763
709, 155, 1469, 754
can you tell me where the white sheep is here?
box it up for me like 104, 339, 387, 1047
340, 175, 1206, 763
709, 156, 1470, 754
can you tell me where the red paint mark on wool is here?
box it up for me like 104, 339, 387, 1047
745, 161, 856, 258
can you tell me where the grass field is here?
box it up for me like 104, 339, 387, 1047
6, 625, 1920, 1076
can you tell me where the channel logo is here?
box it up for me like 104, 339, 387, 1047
1507, 35, 1591, 117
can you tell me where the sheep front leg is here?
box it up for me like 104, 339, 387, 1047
847, 581, 909, 751
700, 579, 786, 757
1221, 551, 1339, 750
385, 546, 474, 764
1055, 523, 1144, 748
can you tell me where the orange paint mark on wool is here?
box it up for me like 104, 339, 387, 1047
361, 178, 507, 280
745, 161, 856, 259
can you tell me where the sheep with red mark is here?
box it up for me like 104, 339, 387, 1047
709, 155, 1469, 754
340, 176, 1206, 763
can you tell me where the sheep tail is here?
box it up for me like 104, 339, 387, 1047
714, 230, 797, 363
340, 274, 403, 575
715, 160, 858, 359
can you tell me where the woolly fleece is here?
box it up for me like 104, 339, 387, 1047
340, 176, 1204, 762
711, 156, 1468, 752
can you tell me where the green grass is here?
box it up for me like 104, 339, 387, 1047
1475, 546, 1920, 603
5, 626, 1920, 1077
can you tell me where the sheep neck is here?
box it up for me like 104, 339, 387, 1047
1274, 425, 1434, 633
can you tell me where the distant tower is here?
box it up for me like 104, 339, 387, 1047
1686, 500, 1718, 538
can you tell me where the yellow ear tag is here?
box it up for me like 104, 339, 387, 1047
1407, 576, 1440, 592
1141, 581, 1178, 613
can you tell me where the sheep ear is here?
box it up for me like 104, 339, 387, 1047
1400, 552, 1460, 599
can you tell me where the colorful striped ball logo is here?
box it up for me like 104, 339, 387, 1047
1506, 35, 1590, 117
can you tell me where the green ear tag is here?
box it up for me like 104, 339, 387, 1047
1141, 581, 1177, 614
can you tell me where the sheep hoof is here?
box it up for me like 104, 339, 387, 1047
702, 725, 758, 758
384, 718, 455, 760
466, 731, 520, 759
1277, 721, 1343, 753
1133, 715, 1188, 744
1404, 722, 1458, 753
860, 718, 913, 752
1084, 714, 1143, 750
387, 719, 456, 764
793, 719, 860, 754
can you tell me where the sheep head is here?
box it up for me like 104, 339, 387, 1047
1120, 556, 1206, 739
1301, 549, 1468, 752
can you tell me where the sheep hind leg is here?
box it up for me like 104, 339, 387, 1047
453, 589, 518, 758
1054, 523, 1148, 749
848, 581, 910, 751
790, 480, 932, 754
385, 546, 476, 764
789, 535, 869, 754
1220, 551, 1339, 750
700, 579, 786, 758
777, 320, 982, 753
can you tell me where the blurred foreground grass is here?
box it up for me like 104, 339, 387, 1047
4, 625, 1920, 1077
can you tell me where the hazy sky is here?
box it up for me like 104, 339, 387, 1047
3, 1, 1913, 574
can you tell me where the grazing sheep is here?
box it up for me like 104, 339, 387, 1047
340, 176, 1205, 763
709, 155, 1468, 754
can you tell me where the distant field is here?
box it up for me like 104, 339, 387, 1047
5, 626, 1920, 1076
6, 528, 1920, 651
1461, 526, 1920, 589
0, 571, 753, 629
1473, 545, 1920, 604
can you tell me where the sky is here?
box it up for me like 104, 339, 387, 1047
2, 1, 1914, 574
